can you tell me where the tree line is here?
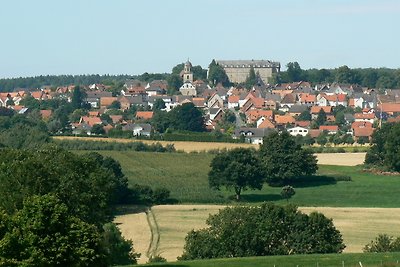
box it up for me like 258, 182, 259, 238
277, 62, 400, 88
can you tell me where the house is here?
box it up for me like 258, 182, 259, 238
39, 110, 52, 121
123, 123, 152, 137
234, 127, 275, 144
256, 117, 275, 129
136, 111, 154, 120
209, 108, 224, 122
351, 121, 373, 130
354, 113, 376, 124
310, 106, 332, 120
228, 95, 240, 109
145, 86, 165, 96
246, 109, 273, 124
274, 114, 296, 125
207, 93, 224, 109
288, 105, 308, 117
288, 126, 309, 137
295, 120, 311, 128
79, 116, 102, 126
299, 93, 316, 106
147, 96, 175, 111
100, 97, 118, 108
241, 97, 265, 112
109, 115, 124, 125
86, 91, 113, 108
353, 127, 375, 142
279, 93, 298, 112
72, 122, 92, 135
379, 103, 400, 115
350, 94, 376, 109
319, 125, 339, 134
192, 97, 206, 109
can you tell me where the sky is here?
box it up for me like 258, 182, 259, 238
0, 0, 399, 78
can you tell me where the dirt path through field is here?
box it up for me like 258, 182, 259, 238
115, 205, 400, 262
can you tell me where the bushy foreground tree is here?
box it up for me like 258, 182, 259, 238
208, 148, 264, 200
180, 203, 345, 260
0, 146, 139, 266
0, 194, 104, 266
0, 146, 129, 224
259, 131, 318, 185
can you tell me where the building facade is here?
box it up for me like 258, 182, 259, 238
215, 59, 280, 84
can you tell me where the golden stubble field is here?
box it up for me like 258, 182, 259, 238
116, 205, 400, 262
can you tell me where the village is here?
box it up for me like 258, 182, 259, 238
1, 59, 400, 145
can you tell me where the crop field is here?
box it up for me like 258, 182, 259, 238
116, 205, 400, 262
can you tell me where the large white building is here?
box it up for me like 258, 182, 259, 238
215, 59, 280, 84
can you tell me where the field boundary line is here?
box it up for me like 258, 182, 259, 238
145, 208, 160, 259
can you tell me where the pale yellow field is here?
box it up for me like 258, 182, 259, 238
116, 205, 400, 262
114, 212, 151, 264
316, 152, 366, 166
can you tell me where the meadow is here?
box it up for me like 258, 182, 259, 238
97, 151, 397, 207
124, 252, 400, 267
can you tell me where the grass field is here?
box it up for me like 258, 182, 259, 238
94, 151, 398, 207
116, 205, 400, 262
122, 252, 400, 267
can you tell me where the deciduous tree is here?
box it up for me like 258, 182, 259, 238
209, 148, 264, 200
259, 131, 318, 185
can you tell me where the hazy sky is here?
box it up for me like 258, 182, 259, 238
0, 0, 399, 78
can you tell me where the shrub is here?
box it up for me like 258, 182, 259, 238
364, 234, 400, 252
147, 255, 167, 263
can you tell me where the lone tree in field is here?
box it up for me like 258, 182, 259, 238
259, 131, 318, 185
208, 148, 264, 200
281, 185, 296, 202
180, 203, 345, 260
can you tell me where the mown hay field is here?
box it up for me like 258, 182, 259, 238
116, 205, 400, 262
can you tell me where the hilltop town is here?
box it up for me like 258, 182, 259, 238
0, 59, 399, 145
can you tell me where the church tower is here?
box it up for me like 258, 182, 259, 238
182, 60, 193, 83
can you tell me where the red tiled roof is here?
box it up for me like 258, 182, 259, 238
257, 118, 275, 129
354, 127, 375, 137
246, 110, 273, 123
354, 113, 375, 119
319, 125, 339, 131
228, 95, 240, 103
80, 116, 102, 126
310, 106, 332, 114
380, 103, 400, 113
136, 111, 154, 120
100, 97, 118, 107
39, 109, 52, 119
275, 114, 295, 124
352, 121, 373, 129
295, 120, 311, 127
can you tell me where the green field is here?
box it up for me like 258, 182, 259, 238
94, 151, 400, 207
127, 252, 400, 267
